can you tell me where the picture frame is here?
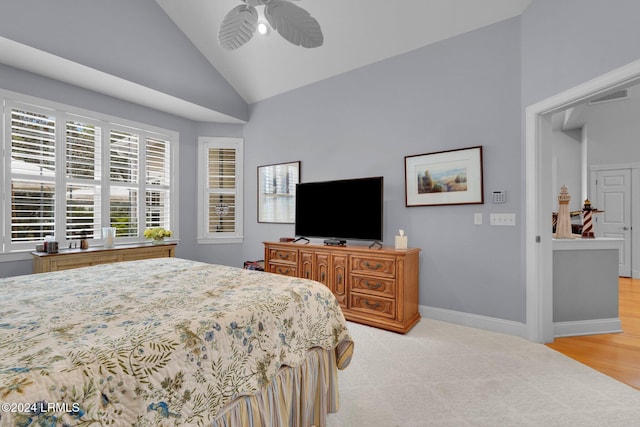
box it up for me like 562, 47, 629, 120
404, 146, 483, 206
258, 161, 301, 223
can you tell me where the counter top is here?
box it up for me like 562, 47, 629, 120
552, 237, 623, 251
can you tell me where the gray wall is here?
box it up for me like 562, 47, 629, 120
553, 249, 619, 322
583, 99, 640, 167
243, 18, 525, 322
521, 0, 640, 107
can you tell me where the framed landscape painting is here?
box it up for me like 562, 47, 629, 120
404, 146, 484, 206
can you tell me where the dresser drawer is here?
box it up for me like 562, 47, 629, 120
268, 248, 298, 264
50, 254, 120, 271
351, 275, 396, 297
268, 263, 298, 277
350, 255, 395, 276
350, 293, 395, 319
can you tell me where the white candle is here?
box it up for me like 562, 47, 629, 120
103, 227, 115, 248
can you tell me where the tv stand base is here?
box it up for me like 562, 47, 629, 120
323, 239, 346, 246
369, 240, 383, 250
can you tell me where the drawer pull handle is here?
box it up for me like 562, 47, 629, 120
363, 300, 381, 309
305, 270, 310, 279
337, 273, 342, 284
278, 253, 291, 260
363, 261, 382, 270
321, 271, 326, 281
278, 268, 291, 275
365, 281, 383, 290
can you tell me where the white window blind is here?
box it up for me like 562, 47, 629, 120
65, 119, 102, 240
110, 129, 139, 183
9, 108, 57, 247
145, 137, 171, 230
109, 129, 139, 238
198, 137, 243, 244
66, 120, 100, 180
208, 148, 237, 233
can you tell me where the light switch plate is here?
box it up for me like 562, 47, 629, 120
474, 213, 482, 225
490, 213, 516, 226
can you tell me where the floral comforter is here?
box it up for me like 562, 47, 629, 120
0, 258, 352, 426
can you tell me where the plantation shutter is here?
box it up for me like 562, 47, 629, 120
9, 108, 56, 247
109, 129, 139, 237
145, 137, 171, 230
1, 96, 177, 254
208, 147, 237, 233
65, 119, 102, 240
198, 137, 243, 243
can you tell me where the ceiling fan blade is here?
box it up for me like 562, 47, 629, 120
218, 5, 259, 50
265, 0, 323, 48
242, 0, 266, 6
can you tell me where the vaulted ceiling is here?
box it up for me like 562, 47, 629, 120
157, 0, 532, 104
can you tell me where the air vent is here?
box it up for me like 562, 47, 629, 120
589, 89, 629, 104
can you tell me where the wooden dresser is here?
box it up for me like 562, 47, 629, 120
264, 241, 421, 333
32, 243, 176, 273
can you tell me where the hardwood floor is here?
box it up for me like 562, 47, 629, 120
546, 277, 640, 390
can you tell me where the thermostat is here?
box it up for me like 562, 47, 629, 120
492, 190, 506, 203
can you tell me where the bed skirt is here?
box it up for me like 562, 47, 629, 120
212, 347, 339, 427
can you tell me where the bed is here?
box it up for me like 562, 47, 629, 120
0, 257, 353, 426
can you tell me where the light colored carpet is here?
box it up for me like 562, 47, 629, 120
328, 319, 640, 426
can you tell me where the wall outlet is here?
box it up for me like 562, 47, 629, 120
490, 213, 516, 226
474, 213, 483, 225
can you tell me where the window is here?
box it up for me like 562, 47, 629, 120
198, 137, 243, 244
65, 118, 101, 241
145, 137, 171, 231
2, 95, 178, 254
9, 107, 57, 248
109, 129, 139, 238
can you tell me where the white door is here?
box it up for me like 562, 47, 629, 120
595, 169, 631, 277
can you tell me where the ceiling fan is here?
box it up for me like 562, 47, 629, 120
218, 0, 323, 50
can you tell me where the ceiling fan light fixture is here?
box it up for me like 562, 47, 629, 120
219, 0, 322, 50
257, 20, 270, 36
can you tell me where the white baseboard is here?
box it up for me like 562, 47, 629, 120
420, 305, 528, 339
420, 306, 623, 341
553, 318, 622, 338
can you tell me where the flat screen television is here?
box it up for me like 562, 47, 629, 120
295, 176, 383, 243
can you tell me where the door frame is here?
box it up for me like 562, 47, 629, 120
525, 59, 640, 343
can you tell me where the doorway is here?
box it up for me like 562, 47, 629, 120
526, 59, 640, 343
